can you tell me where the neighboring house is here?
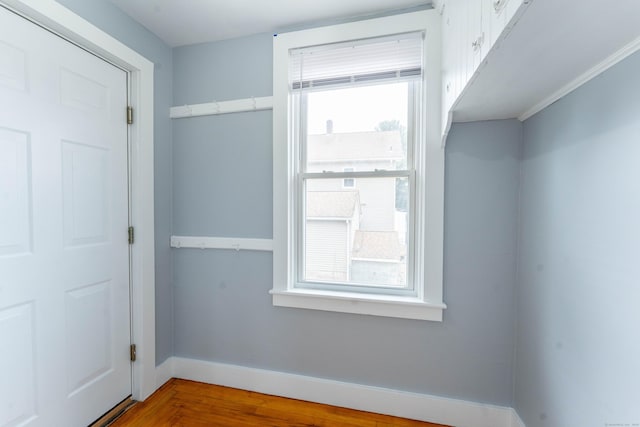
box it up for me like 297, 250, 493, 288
305, 190, 360, 282
305, 128, 406, 285
351, 230, 405, 286
306, 129, 402, 231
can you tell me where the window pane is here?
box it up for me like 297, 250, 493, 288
304, 177, 409, 288
305, 83, 409, 173
343, 168, 355, 188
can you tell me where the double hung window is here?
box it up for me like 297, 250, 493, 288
292, 33, 420, 293
272, 10, 445, 320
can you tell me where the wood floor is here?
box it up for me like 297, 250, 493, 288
109, 379, 449, 427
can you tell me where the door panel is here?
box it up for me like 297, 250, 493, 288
62, 141, 109, 247
0, 39, 27, 91
65, 281, 113, 397
0, 302, 37, 427
0, 5, 131, 427
0, 127, 31, 256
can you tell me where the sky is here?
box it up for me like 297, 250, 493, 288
306, 82, 408, 135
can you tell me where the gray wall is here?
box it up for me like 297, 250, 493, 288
55, 0, 174, 364
172, 33, 521, 405
515, 52, 640, 425
172, 35, 273, 238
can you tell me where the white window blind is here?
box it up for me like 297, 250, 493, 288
289, 32, 424, 90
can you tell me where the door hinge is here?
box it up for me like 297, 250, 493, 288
127, 106, 133, 125
130, 344, 137, 362
128, 226, 134, 244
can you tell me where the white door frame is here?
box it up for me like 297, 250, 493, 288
0, 0, 157, 401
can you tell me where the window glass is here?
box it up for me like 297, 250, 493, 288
298, 80, 416, 292
304, 177, 409, 288
343, 168, 355, 188
304, 84, 409, 173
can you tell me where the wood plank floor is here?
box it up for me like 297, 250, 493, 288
109, 379, 449, 427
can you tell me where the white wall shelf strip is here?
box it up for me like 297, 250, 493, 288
170, 235, 273, 252
170, 96, 273, 119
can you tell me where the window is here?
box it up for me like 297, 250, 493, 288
272, 10, 445, 321
342, 168, 355, 189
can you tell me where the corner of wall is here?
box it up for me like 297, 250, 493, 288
510, 407, 527, 427
510, 118, 525, 409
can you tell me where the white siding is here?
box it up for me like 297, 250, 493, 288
351, 260, 401, 286
306, 169, 396, 231
355, 177, 396, 231
305, 220, 348, 282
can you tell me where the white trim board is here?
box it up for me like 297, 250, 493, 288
510, 409, 527, 427
156, 356, 515, 427
170, 235, 273, 251
155, 357, 173, 390
519, 34, 640, 121
1, 0, 157, 401
170, 96, 273, 119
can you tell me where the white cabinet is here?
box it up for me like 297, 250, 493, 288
440, 0, 640, 128
487, 0, 514, 47
441, 0, 458, 131
440, 0, 531, 141
467, 0, 485, 74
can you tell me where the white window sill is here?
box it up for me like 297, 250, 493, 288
269, 288, 446, 321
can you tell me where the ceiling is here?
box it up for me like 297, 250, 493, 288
108, 0, 431, 47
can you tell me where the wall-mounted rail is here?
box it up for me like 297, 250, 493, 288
170, 96, 273, 119
170, 235, 273, 252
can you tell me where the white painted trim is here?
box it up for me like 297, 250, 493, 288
155, 357, 174, 390
441, 107, 453, 148
165, 356, 514, 427
170, 96, 273, 119
1, 0, 157, 401
519, 34, 640, 121
270, 289, 445, 321
170, 235, 273, 251
510, 408, 527, 427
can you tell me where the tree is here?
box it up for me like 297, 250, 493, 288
375, 120, 408, 212
375, 119, 402, 132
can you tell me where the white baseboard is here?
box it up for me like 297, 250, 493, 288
510, 408, 527, 427
154, 357, 173, 389
154, 356, 515, 427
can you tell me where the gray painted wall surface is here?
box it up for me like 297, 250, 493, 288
172, 35, 273, 238
172, 34, 521, 405
515, 52, 640, 426
54, 0, 175, 364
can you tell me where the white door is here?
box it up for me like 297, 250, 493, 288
0, 6, 131, 427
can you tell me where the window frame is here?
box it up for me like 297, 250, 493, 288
272, 10, 445, 321
342, 168, 355, 189
297, 81, 417, 294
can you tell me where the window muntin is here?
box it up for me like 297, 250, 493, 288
291, 35, 422, 295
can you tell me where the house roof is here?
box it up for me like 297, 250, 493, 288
351, 230, 402, 260
307, 130, 403, 163
306, 191, 360, 218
